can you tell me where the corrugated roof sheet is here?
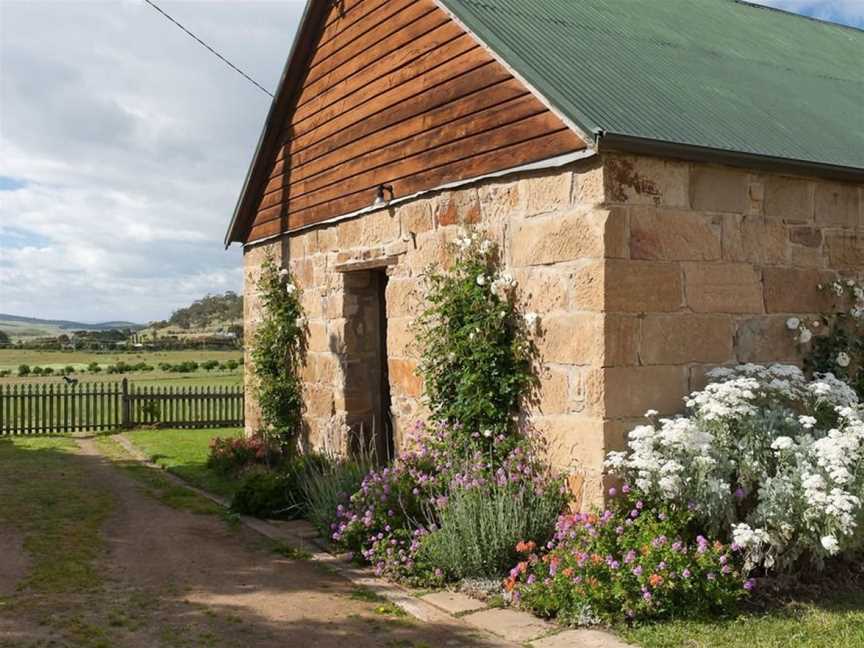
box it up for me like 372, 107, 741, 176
438, 0, 864, 172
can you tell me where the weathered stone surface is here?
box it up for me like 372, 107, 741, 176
537, 313, 604, 365
398, 201, 434, 236
534, 416, 608, 474
570, 261, 606, 311
463, 608, 553, 643
534, 365, 571, 415
519, 171, 574, 216
531, 628, 635, 648
764, 175, 814, 224
630, 207, 721, 261
512, 267, 572, 313
735, 316, 802, 363
386, 279, 421, 318
825, 232, 864, 270
722, 215, 788, 264
690, 165, 749, 213
420, 591, 486, 615
511, 209, 605, 266
763, 267, 839, 313
641, 314, 733, 365
789, 226, 823, 248
574, 163, 606, 206
604, 315, 640, 367
604, 366, 688, 418
386, 317, 415, 358
683, 262, 764, 314
815, 181, 859, 228
605, 260, 683, 313
434, 187, 481, 226
604, 155, 689, 207
478, 178, 522, 221
604, 206, 629, 259
388, 358, 423, 398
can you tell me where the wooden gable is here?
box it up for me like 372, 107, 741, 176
240, 0, 586, 244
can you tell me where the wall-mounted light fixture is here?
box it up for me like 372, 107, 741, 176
372, 184, 394, 208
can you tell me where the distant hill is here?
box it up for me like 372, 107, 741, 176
157, 292, 243, 331
0, 314, 145, 340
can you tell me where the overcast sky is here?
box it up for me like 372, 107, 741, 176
0, 0, 861, 324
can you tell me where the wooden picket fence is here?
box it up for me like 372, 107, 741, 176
0, 379, 244, 435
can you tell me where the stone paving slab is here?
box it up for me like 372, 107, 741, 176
463, 608, 553, 643
421, 591, 488, 615
531, 628, 635, 648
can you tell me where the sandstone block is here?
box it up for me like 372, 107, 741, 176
604, 315, 641, 367
533, 365, 570, 415
683, 262, 764, 313
735, 316, 802, 363
764, 175, 814, 224
386, 279, 421, 318
386, 317, 415, 358
604, 366, 688, 418
825, 232, 864, 270
630, 207, 721, 261
519, 170, 573, 216
789, 226, 823, 248
571, 261, 606, 311
398, 201, 434, 236
641, 314, 733, 365
537, 313, 604, 365
604, 155, 689, 207
690, 165, 749, 213
604, 206, 629, 259
722, 215, 788, 264
512, 267, 572, 313
815, 181, 860, 228
534, 416, 608, 474
574, 162, 606, 206
307, 321, 330, 353
763, 267, 839, 313
363, 209, 400, 245
605, 260, 683, 313
388, 358, 423, 398
478, 179, 522, 221
434, 187, 481, 227
511, 209, 606, 266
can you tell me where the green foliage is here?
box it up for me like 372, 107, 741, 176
301, 451, 374, 535
167, 291, 243, 330
201, 359, 219, 372
0, 330, 11, 346
420, 481, 566, 580
87, 361, 102, 374
250, 255, 307, 451
799, 279, 864, 397
508, 493, 750, 625
206, 435, 271, 476
230, 454, 328, 519
18, 363, 30, 377
415, 229, 535, 454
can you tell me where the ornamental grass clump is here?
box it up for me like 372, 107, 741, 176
605, 364, 864, 573
250, 255, 307, 453
508, 491, 750, 624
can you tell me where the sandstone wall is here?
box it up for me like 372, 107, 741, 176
599, 154, 864, 463
242, 152, 863, 506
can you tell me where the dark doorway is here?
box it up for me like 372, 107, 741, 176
342, 269, 393, 463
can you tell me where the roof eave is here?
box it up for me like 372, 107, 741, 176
223, 0, 328, 249
598, 132, 864, 184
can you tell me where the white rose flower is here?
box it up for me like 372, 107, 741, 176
799, 328, 813, 344
837, 352, 851, 368
285, 283, 296, 295
821, 535, 840, 554
476, 274, 487, 287
786, 317, 801, 331
279, 269, 289, 277
482, 429, 493, 438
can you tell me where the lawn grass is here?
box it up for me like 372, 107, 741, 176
0, 436, 114, 592
123, 427, 244, 498
617, 588, 864, 648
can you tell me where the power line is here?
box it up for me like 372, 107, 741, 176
142, 0, 274, 98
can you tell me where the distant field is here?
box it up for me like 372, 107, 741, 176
0, 350, 245, 387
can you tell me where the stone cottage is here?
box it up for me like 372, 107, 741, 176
225, 0, 864, 502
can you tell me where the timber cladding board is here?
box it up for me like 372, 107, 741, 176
245, 0, 586, 243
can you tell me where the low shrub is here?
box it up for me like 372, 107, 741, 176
17, 364, 30, 377
206, 435, 272, 475
420, 480, 565, 581
605, 364, 863, 573
87, 362, 101, 374
230, 454, 328, 519
508, 492, 750, 624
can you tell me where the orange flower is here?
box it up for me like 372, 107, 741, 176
587, 577, 599, 588
587, 513, 598, 525
516, 540, 537, 554
649, 573, 664, 587
504, 577, 516, 592
641, 545, 650, 556
562, 567, 574, 578
591, 553, 604, 565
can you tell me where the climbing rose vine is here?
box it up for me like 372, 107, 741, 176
250, 255, 307, 452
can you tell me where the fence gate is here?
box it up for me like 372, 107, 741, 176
0, 379, 244, 435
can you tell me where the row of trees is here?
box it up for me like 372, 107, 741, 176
12, 359, 242, 378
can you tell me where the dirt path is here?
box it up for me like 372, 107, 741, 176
0, 437, 504, 648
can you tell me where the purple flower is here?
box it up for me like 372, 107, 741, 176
608, 487, 618, 497
622, 484, 631, 494
632, 566, 643, 576
635, 500, 644, 510
616, 526, 625, 535
630, 509, 639, 518
642, 591, 652, 601
744, 579, 756, 591
734, 487, 746, 500
681, 569, 691, 579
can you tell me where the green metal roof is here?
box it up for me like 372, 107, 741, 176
438, 0, 864, 174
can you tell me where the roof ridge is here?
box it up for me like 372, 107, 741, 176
732, 0, 864, 34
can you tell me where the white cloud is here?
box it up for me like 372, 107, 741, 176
0, 0, 306, 323
748, 0, 864, 27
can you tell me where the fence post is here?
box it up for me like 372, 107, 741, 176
121, 378, 131, 428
